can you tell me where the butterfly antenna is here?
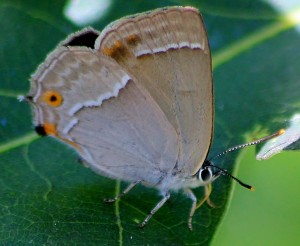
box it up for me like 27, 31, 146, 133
209, 129, 285, 161
206, 164, 254, 191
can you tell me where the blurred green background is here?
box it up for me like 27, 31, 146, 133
213, 150, 300, 245
1, 0, 300, 245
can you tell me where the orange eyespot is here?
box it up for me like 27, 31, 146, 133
42, 90, 63, 107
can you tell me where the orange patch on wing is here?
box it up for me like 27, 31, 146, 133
43, 122, 82, 151
102, 40, 129, 60
44, 123, 58, 136
102, 46, 114, 57
126, 34, 141, 45
58, 136, 82, 152
114, 40, 123, 49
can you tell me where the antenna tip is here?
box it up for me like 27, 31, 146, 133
250, 186, 255, 191
278, 129, 285, 135
17, 95, 25, 102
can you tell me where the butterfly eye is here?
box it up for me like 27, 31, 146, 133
198, 168, 213, 183
42, 90, 63, 107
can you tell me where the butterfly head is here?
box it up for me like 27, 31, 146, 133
194, 129, 286, 190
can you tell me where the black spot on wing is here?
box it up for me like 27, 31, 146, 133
35, 125, 47, 136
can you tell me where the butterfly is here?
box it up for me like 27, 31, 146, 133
22, 6, 283, 230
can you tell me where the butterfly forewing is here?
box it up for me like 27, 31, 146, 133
96, 7, 213, 176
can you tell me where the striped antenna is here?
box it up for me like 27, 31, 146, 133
210, 129, 285, 161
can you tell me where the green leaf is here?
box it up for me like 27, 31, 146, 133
1, 0, 300, 245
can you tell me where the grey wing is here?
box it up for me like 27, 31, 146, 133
69, 75, 179, 184
96, 6, 213, 176
30, 47, 178, 185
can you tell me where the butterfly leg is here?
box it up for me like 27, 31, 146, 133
196, 183, 216, 209
185, 188, 197, 230
139, 191, 170, 228
186, 184, 216, 230
204, 183, 217, 208
104, 180, 141, 203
